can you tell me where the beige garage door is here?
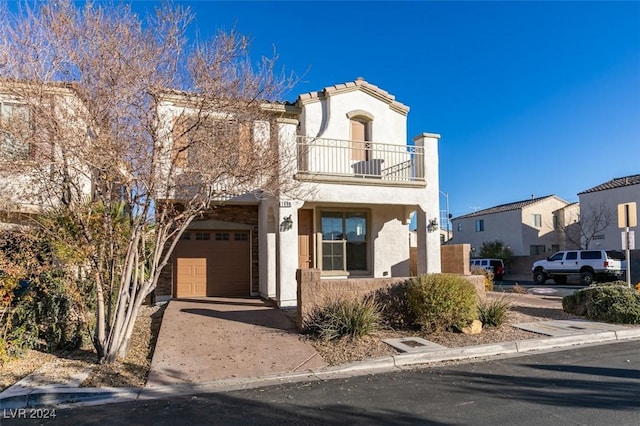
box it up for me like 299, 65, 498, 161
175, 258, 207, 298
174, 231, 251, 297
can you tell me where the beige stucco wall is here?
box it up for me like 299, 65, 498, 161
452, 197, 573, 256
579, 185, 640, 250
521, 197, 572, 254
453, 209, 523, 255
298, 89, 407, 146
0, 89, 93, 217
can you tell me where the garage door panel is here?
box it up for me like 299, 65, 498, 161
208, 234, 250, 296
176, 258, 207, 298
174, 231, 250, 297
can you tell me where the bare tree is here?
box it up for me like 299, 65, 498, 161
0, 1, 297, 363
559, 201, 614, 250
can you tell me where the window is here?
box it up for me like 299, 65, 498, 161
0, 101, 32, 160
457, 223, 462, 232
565, 251, 578, 260
580, 251, 602, 260
196, 232, 211, 240
234, 232, 248, 241
551, 244, 560, 252
214, 232, 229, 241
321, 211, 367, 272
172, 117, 253, 169
180, 232, 191, 240
549, 252, 564, 261
531, 214, 542, 228
553, 215, 558, 230
530, 245, 546, 255
475, 219, 484, 232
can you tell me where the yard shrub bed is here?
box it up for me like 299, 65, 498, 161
478, 296, 511, 328
406, 273, 477, 332
303, 297, 381, 340
563, 282, 640, 324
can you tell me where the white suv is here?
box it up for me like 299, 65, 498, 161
531, 249, 626, 285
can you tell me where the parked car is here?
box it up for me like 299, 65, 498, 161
531, 249, 626, 285
470, 258, 505, 280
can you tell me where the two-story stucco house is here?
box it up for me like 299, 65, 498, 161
578, 174, 640, 249
450, 195, 579, 257
155, 78, 442, 307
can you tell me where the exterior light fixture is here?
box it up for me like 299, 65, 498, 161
280, 215, 293, 232
427, 217, 439, 232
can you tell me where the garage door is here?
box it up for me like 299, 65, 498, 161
174, 231, 251, 297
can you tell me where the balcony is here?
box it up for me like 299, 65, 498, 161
296, 136, 425, 185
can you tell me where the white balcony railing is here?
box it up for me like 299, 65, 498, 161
296, 136, 424, 183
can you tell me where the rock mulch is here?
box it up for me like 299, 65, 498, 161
0, 304, 164, 391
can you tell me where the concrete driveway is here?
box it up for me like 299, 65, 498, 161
146, 298, 327, 387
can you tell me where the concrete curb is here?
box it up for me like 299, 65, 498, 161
0, 387, 139, 410
2, 330, 639, 409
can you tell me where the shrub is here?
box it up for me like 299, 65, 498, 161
471, 266, 494, 291
374, 280, 414, 329
303, 297, 381, 340
563, 283, 640, 324
406, 274, 477, 332
0, 231, 91, 364
478, 297, 511, 327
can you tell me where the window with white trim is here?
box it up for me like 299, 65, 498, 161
531, 214, 542, 228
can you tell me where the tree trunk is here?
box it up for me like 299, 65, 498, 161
93, 271, 106, 360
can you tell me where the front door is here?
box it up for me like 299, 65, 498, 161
298, 209, 314, 269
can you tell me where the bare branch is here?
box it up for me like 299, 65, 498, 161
0, 1, 299, 363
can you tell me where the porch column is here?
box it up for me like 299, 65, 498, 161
274, 117, 301, 307
414, 132, 442, 274
276, 199, 303, 307
258, 200, 277, 299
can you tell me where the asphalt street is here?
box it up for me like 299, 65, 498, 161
4, 339, 639, 426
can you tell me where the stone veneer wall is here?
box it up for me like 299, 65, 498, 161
155, 204, 260, 297
296, 269, 485, 329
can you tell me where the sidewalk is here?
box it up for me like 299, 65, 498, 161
2, 300, 640, 410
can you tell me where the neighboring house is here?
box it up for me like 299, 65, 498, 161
578, 174, 640, 250
156, 78, 442, 307
0, 82, 92, 230
450, 195, 579, 257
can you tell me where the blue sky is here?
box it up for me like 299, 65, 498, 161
158, 0, 639, 220
16, 1, 640, 219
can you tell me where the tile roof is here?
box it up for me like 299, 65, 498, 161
452, 195, 565, 220
578, 174, 640, 194
297, 77, 409, 115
